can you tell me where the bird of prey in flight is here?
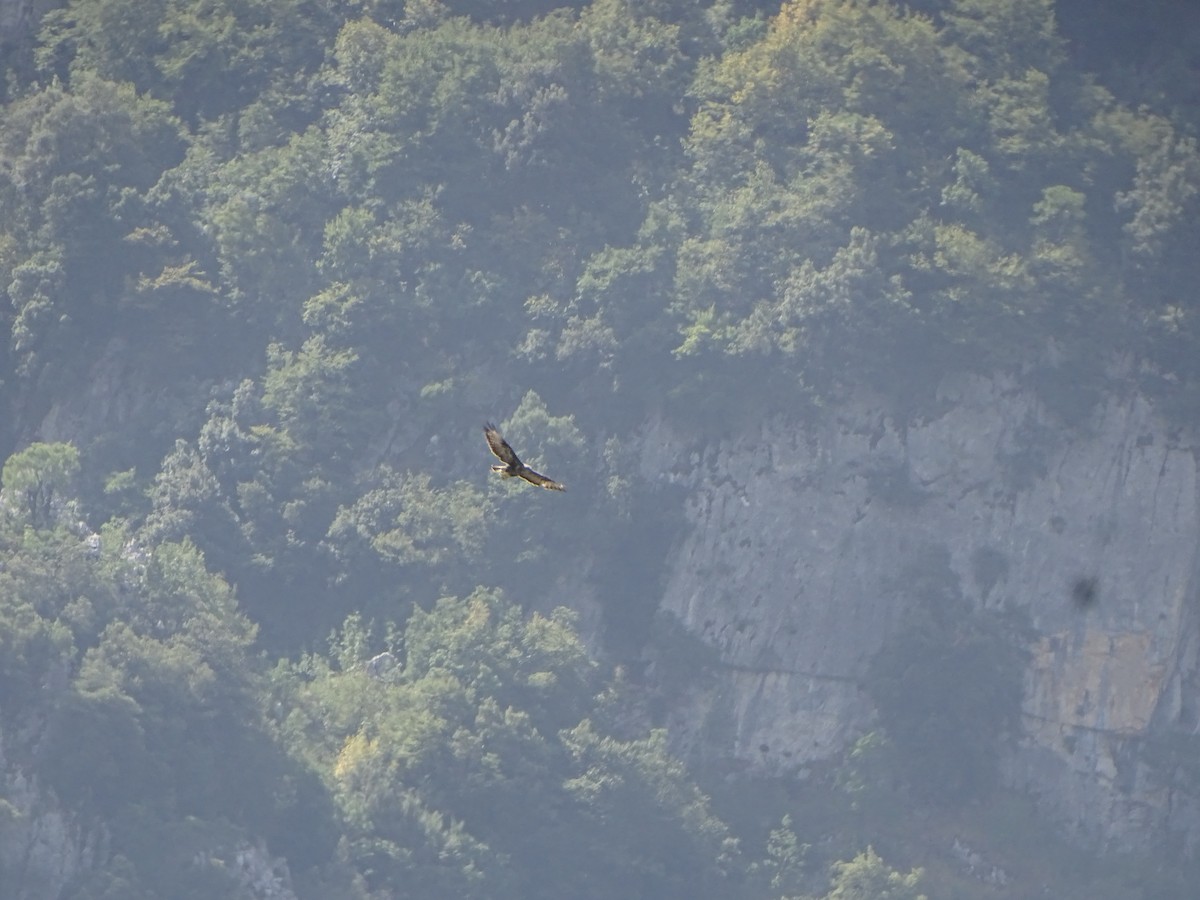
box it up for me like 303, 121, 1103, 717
483, 423, 565, 491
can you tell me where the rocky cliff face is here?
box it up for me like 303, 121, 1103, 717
638, 370, 1200, 853
0, 694, 299, 900
0, 719, 101, 900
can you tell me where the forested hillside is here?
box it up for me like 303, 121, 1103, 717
1, 0, 1198, 897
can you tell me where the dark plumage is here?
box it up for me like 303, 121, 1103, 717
483, 423, 565, 491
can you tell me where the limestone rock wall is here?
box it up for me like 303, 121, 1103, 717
639, 372, 1200, 851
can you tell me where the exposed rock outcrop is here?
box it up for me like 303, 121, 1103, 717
0, 724, 102, 900
226, 840, 297, 900
639, 370, 1200, 853
0, 726, 298, 900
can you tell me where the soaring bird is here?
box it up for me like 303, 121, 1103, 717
483, 423, 565, 491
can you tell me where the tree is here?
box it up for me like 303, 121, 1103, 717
657, 0, 1200, 403
823, 847, 925, 900
1, 442, 81, 529
273, 591, 740, 899
750, 814, 809, 900
559, 720, 739, 899
38, 538, 332, 896
324, 469, 493, 614
941, 0, 1064, 81
0, 76, 188, 385
38, 0, 338, 124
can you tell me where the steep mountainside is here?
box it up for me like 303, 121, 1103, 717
5, 0, 1200, 894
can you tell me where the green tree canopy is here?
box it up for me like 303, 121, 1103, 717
273, 590, 738, 899
1, 441, 80, 528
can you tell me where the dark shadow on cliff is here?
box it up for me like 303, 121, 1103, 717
593, 482, 689, 662
864, 545, 1029, 806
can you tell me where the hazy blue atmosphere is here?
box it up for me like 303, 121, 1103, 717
1, 0, 1199, 897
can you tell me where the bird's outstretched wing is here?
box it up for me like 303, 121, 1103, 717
484, 423, 522, 467
518, 467, 565, 491
483, 422, 566, 491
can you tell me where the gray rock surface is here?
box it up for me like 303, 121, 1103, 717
0, 725, 101, 900
228, 840, 297, 900
639, 371, 1200, 852
0, 729, 298, 899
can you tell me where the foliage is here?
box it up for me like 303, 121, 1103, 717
750, 814, 809, 900
38, 0, 338, 124
273, 591, 738, 898
1, 0, 1199, 896
0, 76, 189, 385
0, 465, 333, 896
1, 441, 80, 528
327, 469, 492, 569
823, 846, 925, 900
663, 0, 1200, 402
834, 730, 897, 815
